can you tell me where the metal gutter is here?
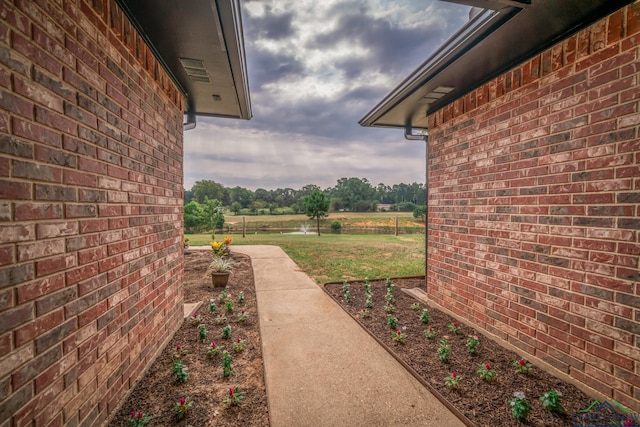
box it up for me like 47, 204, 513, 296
404, 126, 430, 290
220, 0, 252, 120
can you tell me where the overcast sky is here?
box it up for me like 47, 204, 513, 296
183, 0, 471, 191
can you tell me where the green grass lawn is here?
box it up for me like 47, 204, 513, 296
187, 233, 425, 284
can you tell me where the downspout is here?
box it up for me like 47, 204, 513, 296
184, 105, 196, 131
404, 125, 429, 289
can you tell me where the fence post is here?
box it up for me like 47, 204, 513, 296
395, 216, 399, 236
242, 216, 246, 238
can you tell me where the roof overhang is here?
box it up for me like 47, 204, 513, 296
117, 0, 251, 121
360, 0, 634, 131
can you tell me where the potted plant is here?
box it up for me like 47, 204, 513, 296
183, 237, 190, 254
210, 255, 234, 287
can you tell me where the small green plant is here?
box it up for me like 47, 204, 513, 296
330, 220, 341, 231
222, 351, 234, 377
364, 280, 371, 295
237, 291, 245, 304
207, 341, 222, 358
222, 325, 232, 339
392, 329, 406, 344
384, 303, 395, 313
172, 359, 189, 383
172, 344, 188, 359
437, 336, 450, 362
198, 324, 207, 342
513, 358, 532, 374
447, 321, 461, 335
218, 288, 229, 304
476, 363, 496, 383
215, 313, 227, 325
420, 309, 430, 324
385, 291, 395, 304
509, 392, 530, 420
540, 390, 565, 414
387, 315, 397, 329
225, 299, 234, 312
360, 308, 370, 318
365, 296, 373, 308
174, 396, 193, 420
444, 371, 461, 389
344, 289, 352, 303
424, 327, 436, 339
189, 313, 201, 326
224, 386, 244, 405
342, 281, 349, 293
411, 302, 421, 311
466, 335, 479, 354
208, 298, 217, 312
128, 411, 151, 427
237, 309, 248, 322
385, 278, 394, 292
233, 338, 246, 353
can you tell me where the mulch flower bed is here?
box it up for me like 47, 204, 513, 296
325, 277, 597, 427
110, 251, 268, 426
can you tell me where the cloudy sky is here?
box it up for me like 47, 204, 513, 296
184, 0, 471, 191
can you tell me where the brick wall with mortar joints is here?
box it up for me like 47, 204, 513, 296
0, 0, 185, 425
426, 2, 640, 410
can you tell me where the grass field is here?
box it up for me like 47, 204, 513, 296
221, 211, 424, 233
187, 233, 425, 284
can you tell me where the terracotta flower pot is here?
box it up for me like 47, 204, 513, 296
211, 272, 230, 287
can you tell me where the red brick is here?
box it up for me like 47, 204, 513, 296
627, 2, 640, 36
36, 254, 77, 277
14, 309, 65, 347
16, 273, 65, 304
14, 202, 62, 221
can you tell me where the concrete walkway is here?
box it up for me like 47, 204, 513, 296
233, 245, 464, 427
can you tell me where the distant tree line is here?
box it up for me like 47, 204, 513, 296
183, 178, 427, 232
184, 177, 426, 214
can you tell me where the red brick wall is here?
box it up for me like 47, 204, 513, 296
426, 2, 640, 410
0, 0, 185, 425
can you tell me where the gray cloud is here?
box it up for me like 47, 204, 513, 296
184, 0, 469, 190
247, 49, 305, 89
246, 6, 295, 40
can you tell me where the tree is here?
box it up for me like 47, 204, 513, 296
230, 201, 242, 215
303, 189, 330, 236
184, 188, 194, 204
229, 186, 254, 208
192, 180, 226, 204
329, 177, 377, 212
202, 199, 225, 232
413, 205, 426, 222
184, 201, 207, 232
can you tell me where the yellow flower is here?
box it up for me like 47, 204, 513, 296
211, 241, 222, 250
224, 236, 233, 245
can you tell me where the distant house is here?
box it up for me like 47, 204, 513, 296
376, 203, 393, 211
362, 0, 640, 410
0, 1, 250, 425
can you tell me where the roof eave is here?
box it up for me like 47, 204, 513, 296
360, 0, 635, 131
117, 0, 252, 120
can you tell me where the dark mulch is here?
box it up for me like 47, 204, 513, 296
325, 278, 595, 427
110, 251, 269, 426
